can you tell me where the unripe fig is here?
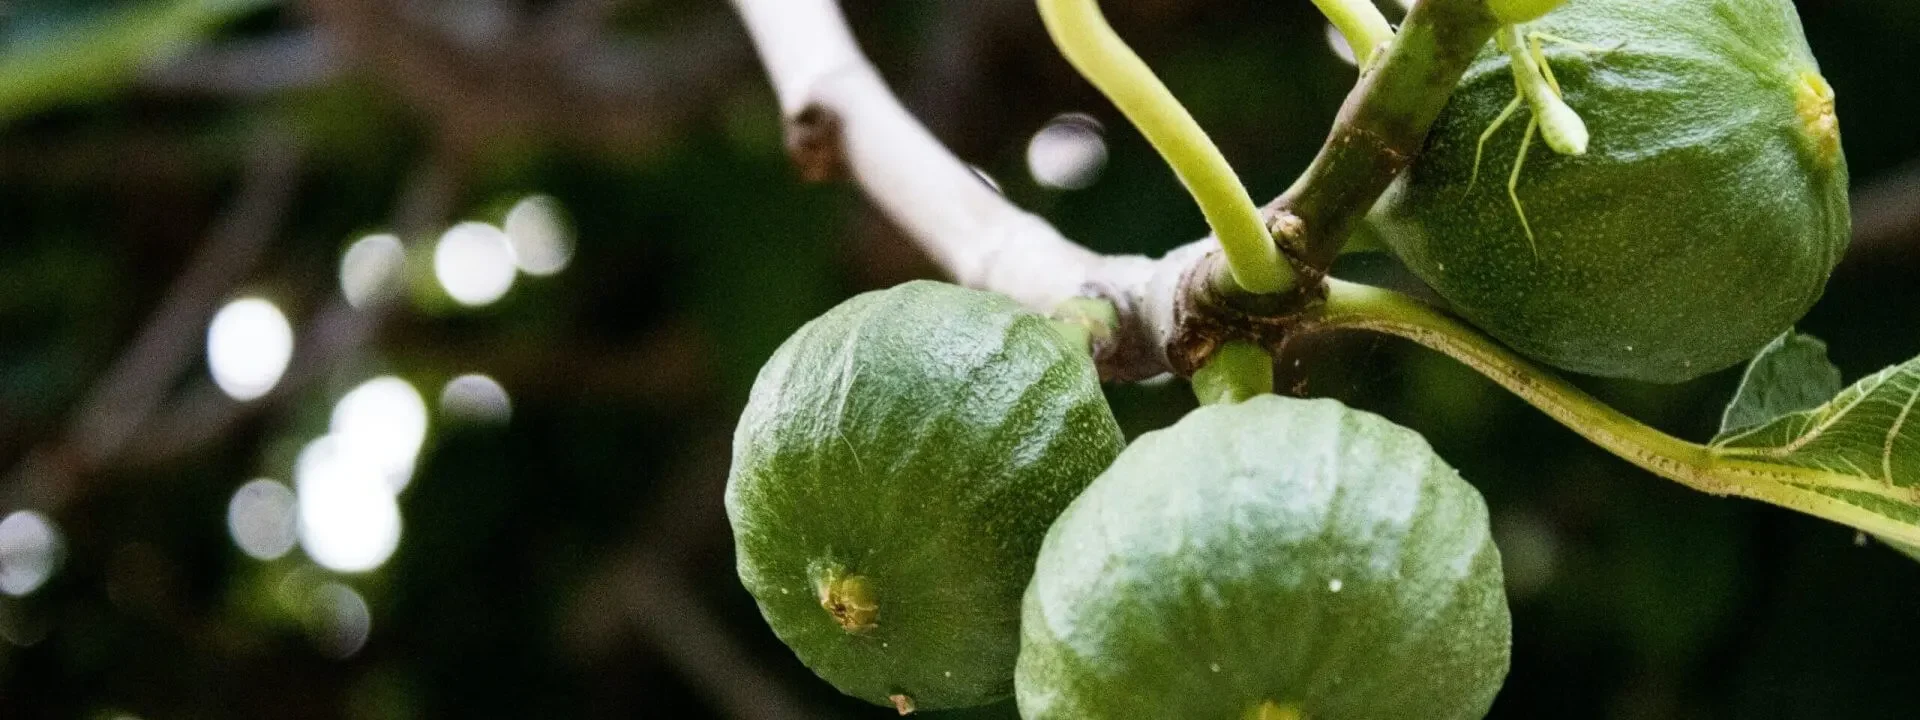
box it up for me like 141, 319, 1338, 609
727, 281, 1125, 712
1018, 396, 1511, 720
1365, 0, 1849, 383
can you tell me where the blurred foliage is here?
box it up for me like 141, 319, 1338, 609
1, 0, 1918, 718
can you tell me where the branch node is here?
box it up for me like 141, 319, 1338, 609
785, 104, 848, 183
1167, 251, 1326, 377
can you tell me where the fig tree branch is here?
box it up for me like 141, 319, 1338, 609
731, 0, 1508, 381
729, 0, 1192, 382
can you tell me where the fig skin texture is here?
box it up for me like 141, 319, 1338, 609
1365, 0, 1850, 383
1018, 396, 1510, 720
727, 280, 1125, 712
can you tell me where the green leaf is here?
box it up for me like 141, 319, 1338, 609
1713, 332, 1920, 562
0, 0, 277, 128
1717, 331, 1844, 439
1709, 353, 1920, 548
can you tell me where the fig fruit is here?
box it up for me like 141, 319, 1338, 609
1018, 396, 1510, 720
727, 280, 1125, 712
1366, 0, 1849, 383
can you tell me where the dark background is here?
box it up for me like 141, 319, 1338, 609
2, 0, 1918, 717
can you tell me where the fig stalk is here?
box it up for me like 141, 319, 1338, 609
1035, 0, 1292, 295
1191, 341, 1275, 405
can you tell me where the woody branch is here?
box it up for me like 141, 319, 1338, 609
727, 0, 1503, 380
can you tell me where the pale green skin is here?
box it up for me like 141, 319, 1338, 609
726, 281, 1124, 711
1366, 0, 1850, 383
1019, 396, 1510, 720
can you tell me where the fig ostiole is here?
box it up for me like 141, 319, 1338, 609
726, 281, 1125, 712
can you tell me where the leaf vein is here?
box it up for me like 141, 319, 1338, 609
1882, 381, 1920, 486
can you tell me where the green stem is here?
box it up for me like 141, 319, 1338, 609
1049, 297, 1120, 357
1036, 0, 1291, 295
1269, 0, 1503, 270
1311, 0, 1396, 69
1314, 280, 1920, 545
1191, 341, 1274, 405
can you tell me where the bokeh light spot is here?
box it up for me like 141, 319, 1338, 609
1026, 113, 1108, 191
330, 376, 429, 491
503, 196, 574, 277
439, 374, 512, 426
206, 297, 294, 402
228, 479, 298, 561
307, 581, 373, 659
296, 437, 403, 574
433, 222, 517, 307
339, 233, 407, 309
0, 511, 65, 597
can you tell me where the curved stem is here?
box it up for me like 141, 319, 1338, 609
1316, 280, 1713, 484
1314, 280, 1920, 546
1311, 0, 1396, 69
1036, 0, 1291, 295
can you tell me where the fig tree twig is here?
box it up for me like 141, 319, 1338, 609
729, 0, 1191, 381
1265, 0, 1501, 270
729, 0, 1506, 378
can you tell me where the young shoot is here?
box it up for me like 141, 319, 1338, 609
1035, 0, 1291, 295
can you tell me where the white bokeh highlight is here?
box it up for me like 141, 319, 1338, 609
295, 436, 403, 574
339, 233, 407, 309
228, 478, 299, 561
439, 374, 512, 426
1026, 113, 1108, 190
433, 222, 517, 307
503, 196, 574, 277
206, 297, 294, 402
330, 376, 429, 491
0, 511, 65, 597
